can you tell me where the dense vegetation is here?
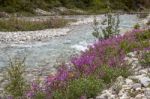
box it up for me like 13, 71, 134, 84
0, 0, 149, 13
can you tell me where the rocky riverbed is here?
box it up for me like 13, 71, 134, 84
0, 28, 70, 44
0, 15, 103, 44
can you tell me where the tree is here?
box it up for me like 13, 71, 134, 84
92, 6, 120, 40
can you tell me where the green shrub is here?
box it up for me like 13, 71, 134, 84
33, 92, 47, 99
53, 90, 64, 99
135, 30, 150, 41
96, 65, 130, 84
119, 40, 137, 53
4, 58, 27, 98
53, 76, 104, 99
140, 51, 150, 67
133, 23, 140, 29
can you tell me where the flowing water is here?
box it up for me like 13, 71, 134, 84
0, 15, 139, 68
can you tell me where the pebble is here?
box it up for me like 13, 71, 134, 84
135, 94, 145, 99
120, 93, 129, 99
132, 83, 142, 90
96, 94, 107, 99
125, 79, 133, 85
139, 76, 150, 87
144, 88, 150, 98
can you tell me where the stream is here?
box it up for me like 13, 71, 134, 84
0, 14, 140, 68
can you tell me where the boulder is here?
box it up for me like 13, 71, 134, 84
35, 8, 52, 16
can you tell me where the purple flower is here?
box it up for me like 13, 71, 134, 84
26, 91, 34, 98
7, 96, 13, 99
56, 69, 68, 81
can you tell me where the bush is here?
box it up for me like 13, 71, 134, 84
133, 23, 140, 29
135, 29, 150, 43
53, 76, 104, 99
4, 58, 27, 98
92, 10, 120, 39
101, 65, 130, 83
140, 51, 150, 67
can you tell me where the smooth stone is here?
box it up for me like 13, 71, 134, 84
96, 94, 108, 99
132, 83, 142, 90
139, 69, 148, 74
128, 74, 146, 80
131, 58, 138, 61
109, 95, 116, 99
125, 79, 134, 85
144, 88, 150, 98
101, 90, 108, 94
0, 77, 3, 82
139, 77, 150, 87
122, 85, 131, 90
0, 88, 3, 91
135, 94, 145, 99
116, 76, 125, 84
127, 52, 135, 57
120, 93, 130, 99
118, 89, 125, 96
135, 87, 142, 91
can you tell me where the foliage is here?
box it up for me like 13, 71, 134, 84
92, 9, 120, 39
0, 17, 70, 31
134, 23, 140, 29
4, 58, 27, 98
135, 29, 150, 41
67, 76, 103, 99
96, 65, 130, 84
140, 50, 150, 67
101, 13, 120, 39
53, 76, 104, 99
0, 0, 149, 13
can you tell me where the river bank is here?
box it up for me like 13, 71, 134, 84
0, 13, 149, 97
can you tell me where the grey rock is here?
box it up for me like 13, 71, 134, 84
35, 8, 52, 16
132, 83, 142, 90
120, 93, 130, 99
96, 94, 108, 99
144, 88, 150, 98
0, 77, 3, 82
125, 79, 133, 85
139, 77, 150, 87
135, 94, 145, 99
139, 69, 149, 74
